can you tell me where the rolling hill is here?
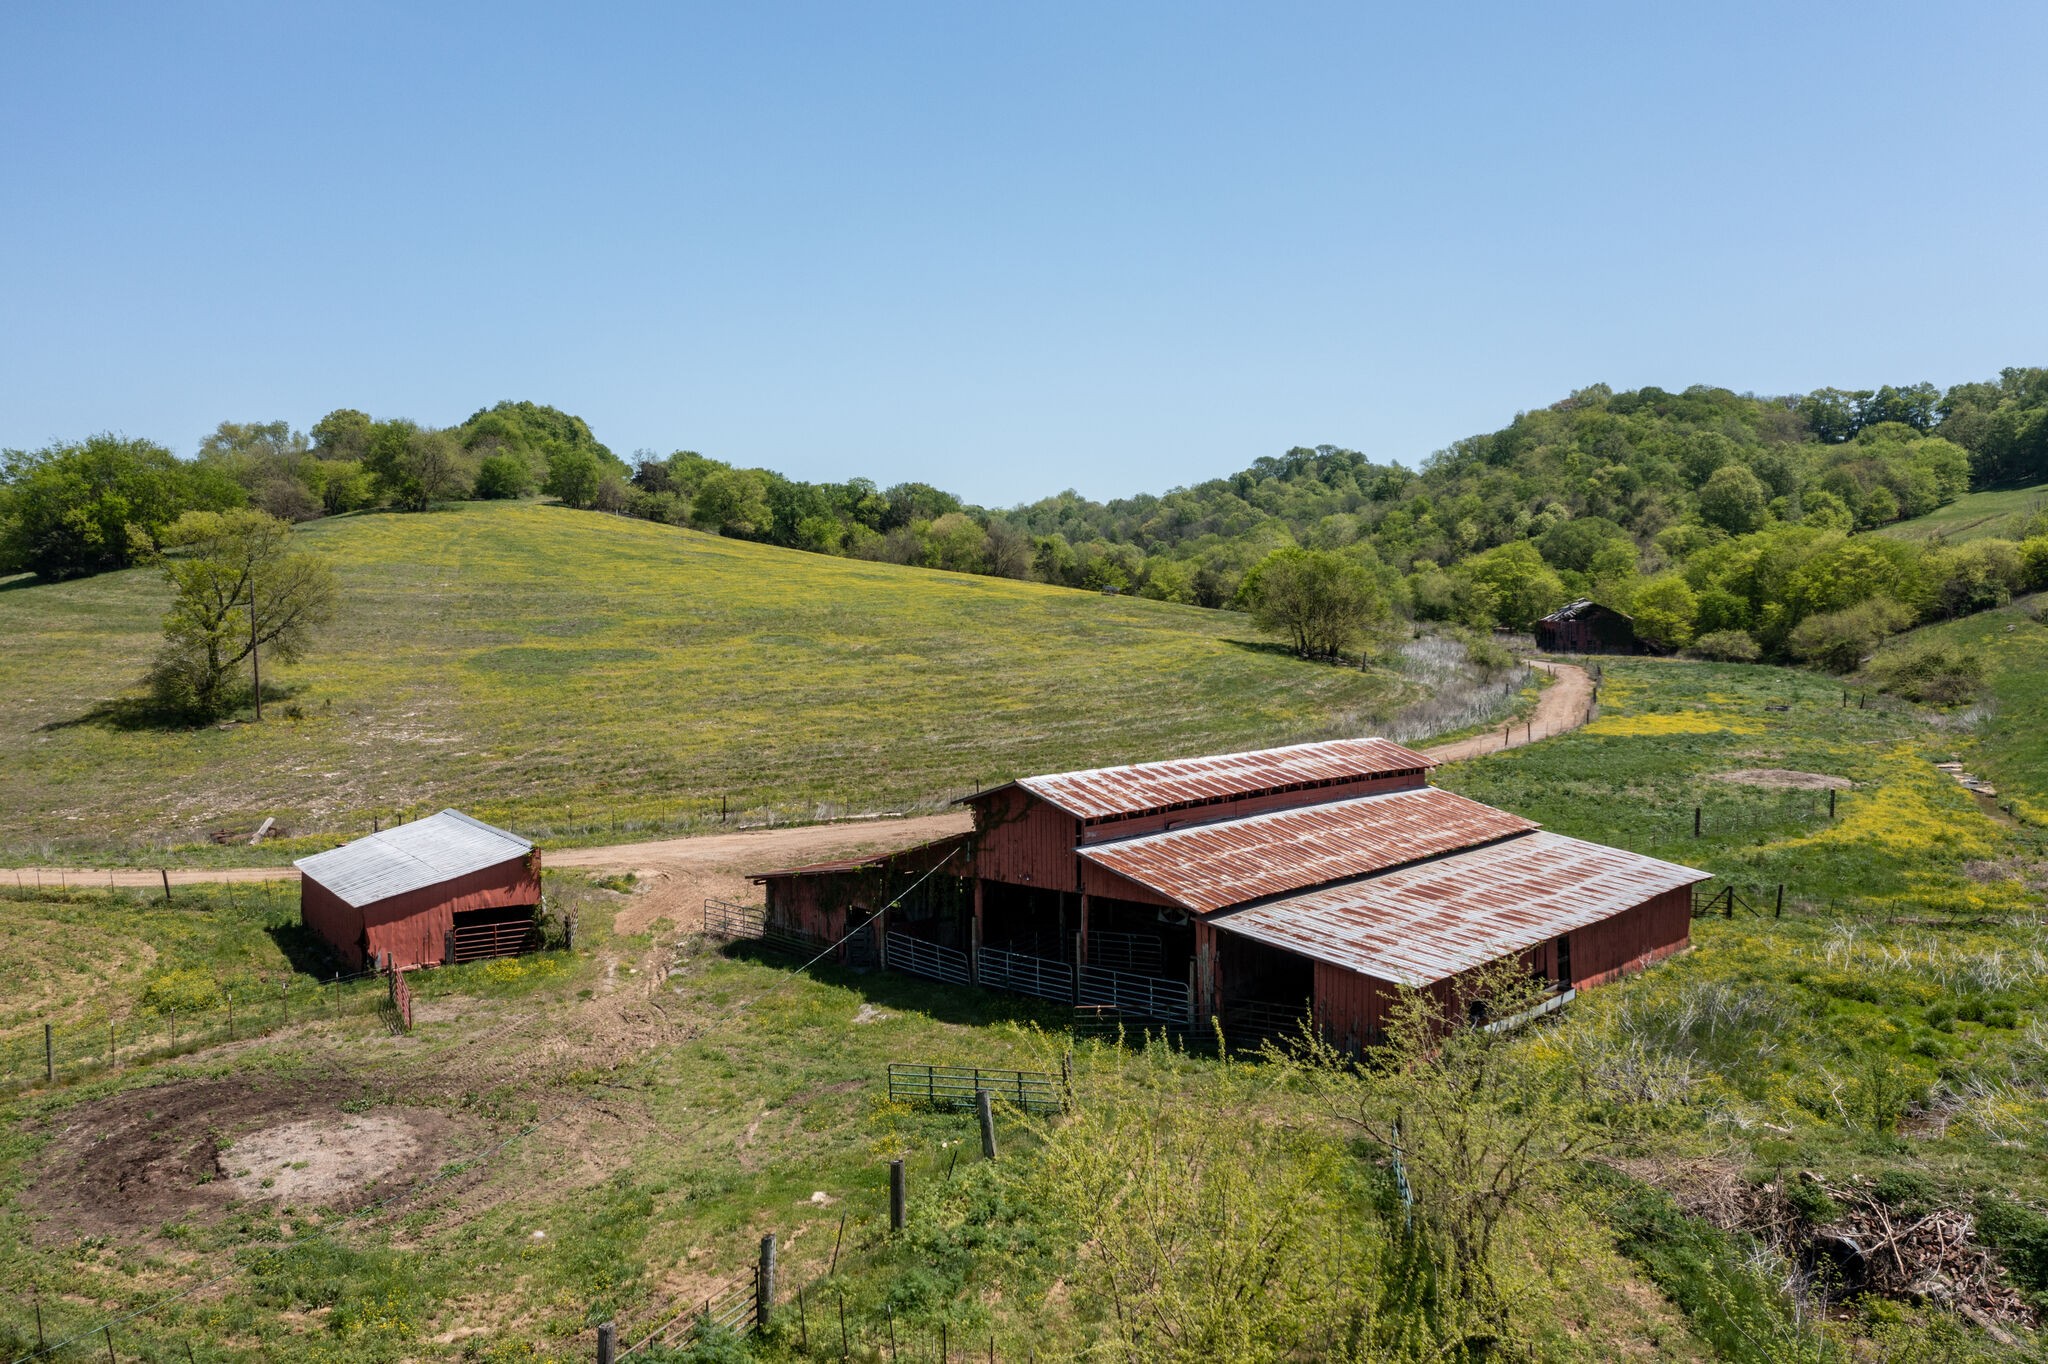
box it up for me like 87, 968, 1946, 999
1874, 480, 2048, 545
0, 502, 1414, 862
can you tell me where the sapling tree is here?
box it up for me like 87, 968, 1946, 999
147, 508, 337, 720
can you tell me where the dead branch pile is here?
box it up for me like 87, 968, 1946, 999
1661, 1158, 2033, 1329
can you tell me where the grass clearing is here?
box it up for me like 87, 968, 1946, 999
0, 502, 1420, 864
1875, 482, 2048, 545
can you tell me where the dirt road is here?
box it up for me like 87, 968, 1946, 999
14, 662, 1593, 923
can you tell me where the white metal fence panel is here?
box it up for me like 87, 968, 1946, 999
1078, 964, 1193, 1023
885, 932, 972, 987
977, 945, 1073, 1002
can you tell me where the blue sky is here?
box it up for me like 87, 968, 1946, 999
2, 3, 2042, 505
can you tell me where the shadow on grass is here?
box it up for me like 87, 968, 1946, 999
719, 939, 1073, 1032
265, 919, 348, 979
40, 681, 312, 733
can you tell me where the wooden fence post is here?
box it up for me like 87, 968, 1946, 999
596, 1321, 615, 1364
890, 1159, 906, 1231
161, 868, 172, 903
1775, 884, 1784, 918
44, 1023, 53, 1083
757, 1232, 776, 1329
1829, 788, 1837, 819
976, 1089, 997, 1161
1693, 806, 1702, 838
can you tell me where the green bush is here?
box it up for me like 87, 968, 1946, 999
474, 453, 534, 499
1872, 1169, 1938, 1216
1977, 1196, 2048, 1302
1788, 597, 1915, 673
1688, 629, 1761, 662
1859, 642, 1985, 705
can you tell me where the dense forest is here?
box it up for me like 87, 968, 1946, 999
5, 371, 2046, 671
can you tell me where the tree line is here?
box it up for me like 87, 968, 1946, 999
3, 369, 2044, 675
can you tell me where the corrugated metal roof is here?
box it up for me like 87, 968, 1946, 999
295, 809, 532, 909
1540, 598, 1631, 624
990, 738, 1437, 822
750, 834, 972, 882
1078, 786, 1537, 912
1212, 831, 1707, 986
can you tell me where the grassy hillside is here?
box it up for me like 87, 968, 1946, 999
1864, 591, 2048, 823
0, 502, 1409, 862
1876, 481, 2048, 544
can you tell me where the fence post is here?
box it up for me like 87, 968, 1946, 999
227, 993, 234, 1039
1829, 788, 1837, 820
1775, 884, 1784, 918
161, 868, 172, 903
757, 1232, 777, 1329
1693, 806, 1702, 838
45, 1023, 53, 1083
976, 1089, 997, 1161
890, 1158, 906, 1231
596, 1321, 615, 1364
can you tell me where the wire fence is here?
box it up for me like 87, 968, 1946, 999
1, 968, 391, 1094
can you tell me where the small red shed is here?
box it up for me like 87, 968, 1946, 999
295, 809, 541, 971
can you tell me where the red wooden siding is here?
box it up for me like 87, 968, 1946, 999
1564, 886, 1691, 988
970, 788, 1079, 889
302, 853, 539, 972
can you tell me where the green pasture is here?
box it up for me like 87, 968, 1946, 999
1875, 480, 2048, 545
0, 502, 1405, 863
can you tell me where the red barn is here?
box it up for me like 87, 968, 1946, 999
753, 739, 1704, 1046
296, 810, 542, 972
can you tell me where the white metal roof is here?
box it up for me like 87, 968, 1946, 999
294, 809, 532, 909
1212, 830, 1707, 987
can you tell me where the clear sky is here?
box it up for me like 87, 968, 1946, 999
2, 3, 2042, 505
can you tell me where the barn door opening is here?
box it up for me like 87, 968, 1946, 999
449, 906, 538, 963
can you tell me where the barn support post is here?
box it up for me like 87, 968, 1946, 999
1076, 894, 1089, 966
1194, 922, 1221, 1024
969, 877, 983, 984
445, 930, 455, 966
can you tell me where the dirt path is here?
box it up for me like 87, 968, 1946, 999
1420, 659, 1594, 764
11, 663, 1593, 906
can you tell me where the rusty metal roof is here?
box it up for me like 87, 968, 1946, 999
981, 738, 1438, 822
1212, 831, 1707, 986
295, 809, 531, 909
750, 834, 971, 882
1078, 786, 1537, 913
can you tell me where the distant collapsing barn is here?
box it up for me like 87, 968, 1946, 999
753, 739, 1707, 1045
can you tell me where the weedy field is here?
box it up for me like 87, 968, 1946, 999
3, 655, 2046, 1362
0, 502, 1417, 865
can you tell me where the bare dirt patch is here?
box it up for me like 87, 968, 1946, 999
220, 1114, 422, 1205
22, 1077, 473, 1243
1710, 768, 1852, 791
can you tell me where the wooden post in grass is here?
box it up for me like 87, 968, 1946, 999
1829, 788, 1837, 819
161, 868, 172, 903
890, 1159, 906, 1230
44, 1023, 53, 1083
976, 1089, 997, 1161
1776, 884, 1784, 918
104, 1324, 115, 1364
1693, 806, 1702, 838
595, 1321, 615, 1364
757, 1232, 776, 1329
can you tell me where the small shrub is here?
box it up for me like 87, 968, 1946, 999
1924, 1002, 1955, 1030
139, 966, 224, 1015
1859, 642, 1985, 706
1783, 1175, 1840, 1226
1688, 629, 1761, 662
1788, 597, 1915, 673
1871, 1169, 1937, 1216
1977, 1196, 2048, 1302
